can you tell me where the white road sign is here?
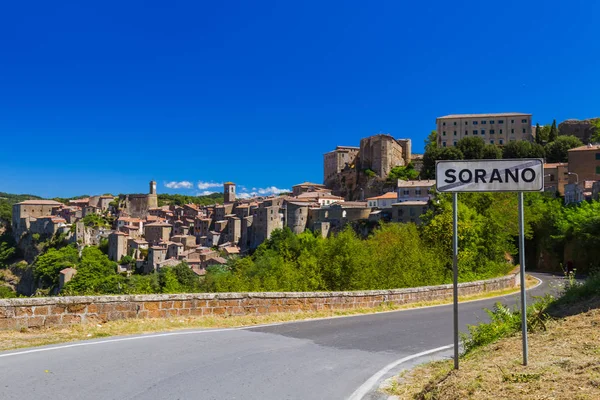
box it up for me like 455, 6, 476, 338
436, 159, 544, 192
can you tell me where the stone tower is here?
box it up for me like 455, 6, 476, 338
149, 180, 157, 195
224, 182, 236, 203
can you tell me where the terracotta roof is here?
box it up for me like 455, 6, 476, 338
397, 179, 436, 188
366, 192, 398, 200
336, 201, 368, 208
568, 145, 600, 152
145, 222, 173, 227
292, 182, 325, 187
18, 200, 63, 206
544, 163, 568, 168
437, 113, 531, 119
393, 201, 429, 206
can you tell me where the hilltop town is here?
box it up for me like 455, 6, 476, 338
5, 113, 600, 292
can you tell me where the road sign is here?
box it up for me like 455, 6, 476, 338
436, 159, 544, 192
435, 158, 542, 369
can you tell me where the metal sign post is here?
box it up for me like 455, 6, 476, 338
518, 192, 528, 366
436, 159, 543, 368
452, 192, 459, 370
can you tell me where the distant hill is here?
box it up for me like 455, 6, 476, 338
157, 192, 225, 206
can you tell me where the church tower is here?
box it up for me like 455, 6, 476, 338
224, 182, 236, 203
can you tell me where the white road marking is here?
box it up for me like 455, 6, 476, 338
346, 275, 544, 400
347, 344, 454, 400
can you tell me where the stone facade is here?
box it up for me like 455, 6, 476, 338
12, 200, 63, 238
558, 118, 600, 144
568, 145, 600, 183
224, 182, 236, 203
359, 134, 411, 178
437, 113, 533, 148
108, 232, 128, 262
0, 273, 519, 330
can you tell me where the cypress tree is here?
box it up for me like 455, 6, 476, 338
548, 119, 558, 142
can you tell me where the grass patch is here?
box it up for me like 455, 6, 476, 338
385, 274, 600, 399
385, 307, 600, 399
0, 276, 537, 352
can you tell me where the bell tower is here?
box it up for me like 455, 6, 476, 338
224, 182, 236, 203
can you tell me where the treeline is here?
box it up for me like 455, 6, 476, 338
421, 132, 583, 179
32, 245, 202, 296
157, 192, 224, 207
204, 192, 525, 292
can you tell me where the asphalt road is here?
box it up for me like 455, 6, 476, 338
0, 273, 562, 400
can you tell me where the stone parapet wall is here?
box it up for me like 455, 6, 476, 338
0, 273, 519, 331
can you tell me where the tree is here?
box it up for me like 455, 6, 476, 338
388, 163, 419, 181
424, 130, 437, 153
456, 137, 486, 159
590, 119, 600, 143
535, 123, 543, 145
33, 245, 79, 287
437, 147, 464, 160
482, 144, 502, 159
548, 119, 558, 142
545, 135, 583, 163
502, 141, 545, 159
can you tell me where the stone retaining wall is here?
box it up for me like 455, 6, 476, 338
0, 273, 519, 330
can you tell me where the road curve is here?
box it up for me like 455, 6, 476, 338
0, 273, 561, 400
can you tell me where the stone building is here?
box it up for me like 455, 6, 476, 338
12, 199, 64, 238
396, 180, 436, 203
391, 201, 429, 224
120, 181, 158, 219
323, 147, 360, 183
359, 134, 411, 178
568, 144, 600, 183
323, 135, 412, 200
292, 182, 327, 197
436, 113, 533, 148
108, 231, 128, 262
544, 163, 570, 195
144, 222, 172, 244
558, 118, 600, 144
224, 182, 236, 203
285, 201, 312, 234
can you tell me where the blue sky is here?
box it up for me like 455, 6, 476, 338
1, 0, 599, 198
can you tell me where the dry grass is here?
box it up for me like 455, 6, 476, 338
0, 276, 538, 352
386, 302, 600, 399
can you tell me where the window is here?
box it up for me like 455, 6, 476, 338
511, 119, 515, 123
499, 129, 503, 134
521, 119, 527, 123
490, 140, 494, 144
442, 131, 446, 136
498, 120, 504, 124
403, 189, 410, 196
415, 189, 422, 195
453, 131, 457, 136
522, 128, 526, 133
443, 122, 446, 126
481, 120, 486, 124
410, 208, 416, 216
499, 139, 504, 145
465, 121, 468, 125
453, 121, 457, 126
442, 142, 447, 147
465, 131, 468, 135
473, 130, 478, 135
490, 129, 495, 134
481, 129, 485, 135
595, 153, 600, 160
596, 166, 600, 174
453, 141, 457, 146
490, 120, 495, 124
473, 121, 478, 125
